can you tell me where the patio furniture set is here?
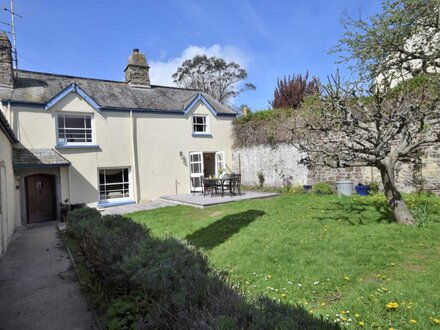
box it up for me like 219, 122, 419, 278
202, 174, 242, 197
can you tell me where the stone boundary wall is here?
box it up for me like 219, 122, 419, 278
232, 144, 308, 187
232, 143, 440, 194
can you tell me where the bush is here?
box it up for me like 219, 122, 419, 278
66, 208, 338, 329
369, 181, 380, 193
312, 182, 335, 195
257, 171, 265, 187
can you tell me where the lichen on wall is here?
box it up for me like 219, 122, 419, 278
232, 143, 308, 187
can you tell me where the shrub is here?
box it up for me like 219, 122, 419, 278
66, 208, 338, 329
369, 181, 380, 193
312, 182, 335, 195
257, 171, 265, 187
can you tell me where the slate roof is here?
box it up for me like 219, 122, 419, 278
13, 148, 71, 168
0, 70, 237, 115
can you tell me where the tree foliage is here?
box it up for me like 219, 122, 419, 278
296, 76, 440, 226
296, 0, 440, 225
269, 72, 320, 109
334, 0, 440, 79
172, 55, 255, 105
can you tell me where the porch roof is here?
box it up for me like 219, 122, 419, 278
13, 148, 71, 169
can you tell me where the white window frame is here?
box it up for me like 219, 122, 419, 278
56, 113, 95, 146
189, 152, 204, 192
98, 167, 132, 202
192, 115, 210, 135
215, 151, 225, 176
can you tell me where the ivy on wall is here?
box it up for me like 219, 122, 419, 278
232, 109, 299, 148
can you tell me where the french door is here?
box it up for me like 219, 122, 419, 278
215, 151, 225, 176
189, 152, 204, 192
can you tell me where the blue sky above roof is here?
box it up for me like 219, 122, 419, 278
6, 0, 382, 110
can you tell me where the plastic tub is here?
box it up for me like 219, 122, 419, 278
336, 180, 353, 196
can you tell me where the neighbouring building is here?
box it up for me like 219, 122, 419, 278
0, 32, 236, 225
0, 106, 18, 255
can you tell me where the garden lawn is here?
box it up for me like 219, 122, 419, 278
129, 194, 440, 329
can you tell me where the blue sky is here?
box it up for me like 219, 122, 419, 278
3, 1, 382, 110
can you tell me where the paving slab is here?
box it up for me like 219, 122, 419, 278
160, 191, 280, 208
100, 199, 176, 215
0, 224, 97, 330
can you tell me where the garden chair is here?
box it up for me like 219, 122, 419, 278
202, 178, 218, 197
228, 174, 242, 196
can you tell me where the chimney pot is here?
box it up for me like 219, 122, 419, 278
133, 48, 139, 53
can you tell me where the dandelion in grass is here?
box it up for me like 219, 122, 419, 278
386, 302, 399, 310
344, 276, 350, 281
359, 321, 365, 326
430, 317, 440, 325
410, 319, 417, 324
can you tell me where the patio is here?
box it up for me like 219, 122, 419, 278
160, 191, 280, 208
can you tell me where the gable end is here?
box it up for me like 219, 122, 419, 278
45, 83, 101, 112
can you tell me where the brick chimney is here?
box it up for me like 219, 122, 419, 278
124, 48, 150, 87
0, 32, 14, 88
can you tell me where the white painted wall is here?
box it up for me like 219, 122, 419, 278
233, 143, 308, 187
0, 127, 17, 255
7, 93, 235, 206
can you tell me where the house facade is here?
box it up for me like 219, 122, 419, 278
0, 33, 236, 225
0, 109, 18, 255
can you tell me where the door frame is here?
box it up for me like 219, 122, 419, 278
25, 174, 56, 224
189, 151, 226, 192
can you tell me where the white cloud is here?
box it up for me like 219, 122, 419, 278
149, 45, 250, 87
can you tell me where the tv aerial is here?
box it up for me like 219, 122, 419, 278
1, 0, 23, 72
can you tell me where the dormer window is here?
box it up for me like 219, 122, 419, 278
57, 114, 94, 145
192, 115, 209, 135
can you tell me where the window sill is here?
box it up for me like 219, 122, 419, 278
192, 133, 212, 137
55, 144, 100, 150
98, 199, 135, 208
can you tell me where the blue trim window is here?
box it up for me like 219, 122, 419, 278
57, 114, 94, 146
192, 115, 209, 134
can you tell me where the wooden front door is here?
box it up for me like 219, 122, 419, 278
26, 174, 56, 223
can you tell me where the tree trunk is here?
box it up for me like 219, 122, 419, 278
378, 161, 416, 226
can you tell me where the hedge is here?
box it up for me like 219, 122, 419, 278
66, 208, 338, 329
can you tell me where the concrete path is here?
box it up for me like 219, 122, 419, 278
101, 199, 175, 215
0, 223, 97, 330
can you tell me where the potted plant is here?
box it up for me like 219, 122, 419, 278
303, 184, 313, 192
218, 168, 226, 179
60, 199, 71, 222
355, 183, 370, 196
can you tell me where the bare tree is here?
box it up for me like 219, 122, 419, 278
295, 74, 440, 225
172, 55, 255, 105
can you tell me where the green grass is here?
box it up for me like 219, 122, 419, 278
129, 194, 440, 329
